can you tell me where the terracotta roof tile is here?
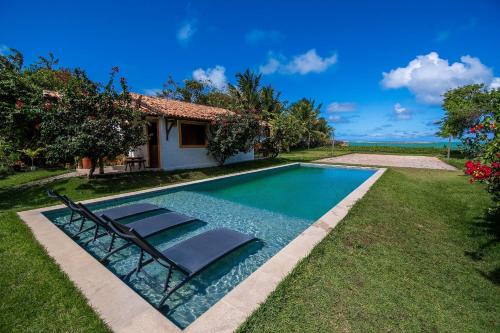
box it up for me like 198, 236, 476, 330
130, 93, 232, 121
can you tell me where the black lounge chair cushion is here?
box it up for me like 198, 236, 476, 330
98, 203, 161, 220
162, 228, 256, 276
127, 212, 196, 238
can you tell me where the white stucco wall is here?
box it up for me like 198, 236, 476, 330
157, 118, 254, 171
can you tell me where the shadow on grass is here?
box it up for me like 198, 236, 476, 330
0, 158, 288, 212
465, 209, 500, 285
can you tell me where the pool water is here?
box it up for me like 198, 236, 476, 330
46, 164, 375, 328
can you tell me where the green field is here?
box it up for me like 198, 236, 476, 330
1, 149, 497, 332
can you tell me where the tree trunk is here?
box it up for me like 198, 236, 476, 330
308, 132, 311, 149
447, 135, 452, 160
98, 157, 104, 174
88, 158, 97, 179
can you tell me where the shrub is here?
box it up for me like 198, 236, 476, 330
207, 113, 260, 165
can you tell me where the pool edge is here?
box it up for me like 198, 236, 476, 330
17, 163, 386, 333
184, 165, 386, 333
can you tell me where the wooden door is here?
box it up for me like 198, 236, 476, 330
147, 121, 159, 168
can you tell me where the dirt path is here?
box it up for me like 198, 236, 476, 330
317, 153, 457, 170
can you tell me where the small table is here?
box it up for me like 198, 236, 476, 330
124, 157, 146, 171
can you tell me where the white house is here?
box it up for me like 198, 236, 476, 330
129, 93, 254, 171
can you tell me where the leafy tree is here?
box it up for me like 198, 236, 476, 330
0, 48, 45, 152
207, 113, 260, 165
41, 68, 146, 177
261, 113, 304, 157
158, 76, 234, 109
455, 87, 500, 215
440, 84, 488, 138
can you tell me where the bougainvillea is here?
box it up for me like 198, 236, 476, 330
463, 110, 500, 212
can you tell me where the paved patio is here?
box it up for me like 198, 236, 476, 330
317, 153, 457, 170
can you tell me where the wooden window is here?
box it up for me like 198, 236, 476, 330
179, 121, 207, 147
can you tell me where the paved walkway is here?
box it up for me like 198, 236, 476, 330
317, 153, 457, 170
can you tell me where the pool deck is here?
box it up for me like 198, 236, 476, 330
17, 163, 386, 333
317, 153, 457, 170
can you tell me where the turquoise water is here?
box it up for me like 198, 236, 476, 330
46, 164, 375, 328
347, 141, 460, 149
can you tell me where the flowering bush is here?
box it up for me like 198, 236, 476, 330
464, 114, 500, 212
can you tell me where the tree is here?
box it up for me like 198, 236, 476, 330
207, 113, 260, 165
158, 76, 234, 109
458, 87, 500, 216
260, 86, 284, 122
439, 84, 489, 138
0, 49, 74, 155
261, 113, 304, 157
41, 68, 146, 178
228, 69, 262, 113
289, 98, 332, 149
20, 147, 44, 170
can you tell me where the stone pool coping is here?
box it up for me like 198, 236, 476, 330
17, 162, 386, 333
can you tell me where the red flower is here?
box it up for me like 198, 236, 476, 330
492, 162, 500, 169
478, 123, 484, 130
470, 127, 476, 133
15, 100, 24, 109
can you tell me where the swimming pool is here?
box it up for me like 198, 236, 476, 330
45, 163, 376, 328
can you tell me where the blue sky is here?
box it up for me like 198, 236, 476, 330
1, 0, 499, 141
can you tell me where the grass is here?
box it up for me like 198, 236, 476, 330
0, 159, 286, 332
0, 168, 70, 188
238, 168, 499, 332
1, 150, 498, 332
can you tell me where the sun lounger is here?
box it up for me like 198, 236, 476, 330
103, 215, 257, 309
47, 189, 162, 224
75, 203, 197, 261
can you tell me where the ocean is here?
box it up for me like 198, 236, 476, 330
344, 141, 460, 149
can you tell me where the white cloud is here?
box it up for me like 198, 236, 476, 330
327, 102, 356, 113
382, 52, 499, 104
177, 21, 197, 43
192, 65, 227, 91
245, 29, 283, 44
328, 114, 359, 124
259, 57, 281, 75
393, 103, 412, 120
259, 49, 337, 75
490, 77, 500, 90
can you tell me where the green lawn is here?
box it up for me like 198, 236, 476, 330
1, 151, 498, 332
0, 168, 70, 189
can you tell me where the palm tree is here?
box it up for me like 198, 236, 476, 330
229, 69, 262, 113
260, 86, 284, 121
290, 98, 322, 149
20, 147, 44, 170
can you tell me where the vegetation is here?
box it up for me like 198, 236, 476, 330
40, 68, 145, 177
0, 49, 145, 178
440, 84, 499, 216
238, 168, 499, 333
0, 168, 69, 188
207, 113, 261, 165
1, 149, 498, 332
159, 69, 333, 159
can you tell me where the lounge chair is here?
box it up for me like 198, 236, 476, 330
102, 214, 257, 309
75, 203, 198, 262
47, 189, 163, 227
